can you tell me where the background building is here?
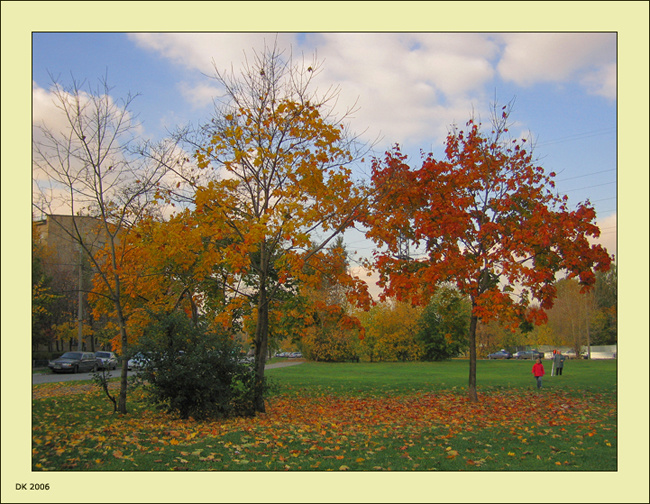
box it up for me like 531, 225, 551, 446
33, 214, 113, 359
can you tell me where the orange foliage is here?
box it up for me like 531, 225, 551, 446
33, 384, 616, 471
365, 109, 612, 400
366, 115, 612, 328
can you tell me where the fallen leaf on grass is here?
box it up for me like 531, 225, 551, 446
32, 385, 616, 472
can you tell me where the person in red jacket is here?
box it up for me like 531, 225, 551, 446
532, 358, 545, 389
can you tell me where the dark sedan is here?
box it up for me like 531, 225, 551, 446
487, 350, 512, 359
48, 351, 98, 373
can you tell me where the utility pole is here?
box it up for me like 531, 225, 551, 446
397, 231, 411, 262
77, 243, 83, 351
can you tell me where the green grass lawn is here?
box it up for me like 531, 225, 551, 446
267, 358, 617, 396
32, 359, 616, 472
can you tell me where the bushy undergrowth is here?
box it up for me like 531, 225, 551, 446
133, 312, 260, 420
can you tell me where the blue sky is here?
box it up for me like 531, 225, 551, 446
32, 32, 617, 262
5, 4, 647, 497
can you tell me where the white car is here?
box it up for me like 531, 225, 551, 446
127, 352, 150, 370
565, 349, 588, 359
94, 351, 118, 370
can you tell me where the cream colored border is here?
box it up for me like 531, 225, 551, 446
2, 2, 648, 503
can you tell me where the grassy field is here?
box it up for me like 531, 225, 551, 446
32, 359, 617, 472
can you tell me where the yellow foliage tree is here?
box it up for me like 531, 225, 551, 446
124, 44, 372, 412
356, 301, 423, 362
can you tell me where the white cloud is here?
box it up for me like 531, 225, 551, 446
593, 213, 617, 259
580, 62, 617, 100
349, 264, 382, 301
128, 33, 500, 147
129, 32, 616, 151
178, 81, 222, 110
129, 32, 297, 76
32, 82, 73, 135
32, 81, 152, 216
299, 33, 500, 148
496, 33, 616, 99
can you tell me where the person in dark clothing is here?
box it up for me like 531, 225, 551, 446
553, 351, 565, 376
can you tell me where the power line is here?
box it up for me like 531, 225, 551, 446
536, 128, 616, 148
560, 181, 616, 194
555, 169, 616, 183
591, 197, 616, 203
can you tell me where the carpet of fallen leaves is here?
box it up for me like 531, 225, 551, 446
32, 384, 616, 471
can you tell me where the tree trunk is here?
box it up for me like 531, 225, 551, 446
468, 310, 479, 402
253, 282, 269, 413
113, 278, 128, 414
117, 322, 128, 414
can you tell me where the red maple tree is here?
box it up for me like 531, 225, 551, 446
366, 106, 612, 401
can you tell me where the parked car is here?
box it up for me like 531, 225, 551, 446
513, 350, 544, 360
487, 350, 512, 359
127, 352, 151, 370
565, 349, 588, 359
48, 352, 98, 373
95, 351, 118, 370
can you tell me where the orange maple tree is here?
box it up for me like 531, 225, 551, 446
165, 47, 371, 412
365, 105, 612, 401
90, 209, 229, 352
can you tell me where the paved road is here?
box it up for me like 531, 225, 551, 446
32, 360, 304, 385
32, 369, 136, 385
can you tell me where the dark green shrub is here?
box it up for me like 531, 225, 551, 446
32, 351, 57, 367
417, 286, 471, 361
135, 312, 260, 420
